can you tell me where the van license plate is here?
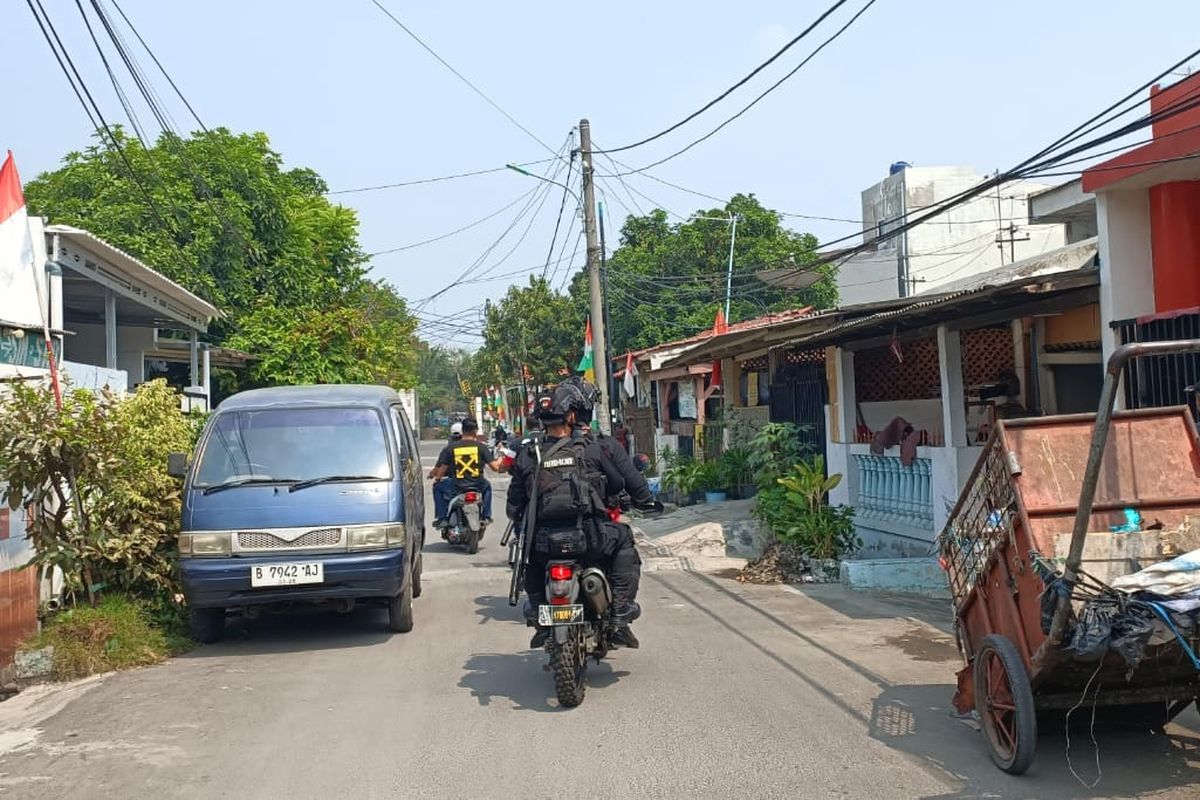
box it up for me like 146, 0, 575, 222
251, 562, 324, 587
538, 604, 584, 626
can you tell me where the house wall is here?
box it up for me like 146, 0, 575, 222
840, 166, 1067, 306
63, 323, 154, 387
0, 498, 38, 669
1096, 189, 1155, 363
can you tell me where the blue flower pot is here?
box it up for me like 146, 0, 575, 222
704, 491, 727, 503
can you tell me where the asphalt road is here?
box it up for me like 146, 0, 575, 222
1, 439, 1198, 798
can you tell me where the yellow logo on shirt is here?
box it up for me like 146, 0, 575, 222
453, 446, 481, 478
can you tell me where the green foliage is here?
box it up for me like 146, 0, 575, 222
415, 342, 470, 417
23, 127, 418, 390
477, 276, 583, 386
659, 448, 705, 495
571, 194, 838, 353
753, 458, 859, 560
717, 446, 754, 489
0, 380, 201, 603
746, 422, 812, 488
21, 595, 189, 680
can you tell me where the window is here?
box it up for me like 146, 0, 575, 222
391, 406, 414, 460
194, 407, 392, 486
739, 369, 771, 406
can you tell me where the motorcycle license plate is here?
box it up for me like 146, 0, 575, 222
538, 604, 584, 626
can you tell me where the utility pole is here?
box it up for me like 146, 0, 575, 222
724, 213, 738, 321
599, 200, 619, 421
579, 119, 611, 433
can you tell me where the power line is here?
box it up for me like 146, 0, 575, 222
325, 157, 562, 195
24, 0, 179, 239
598, 0, 854, 154
106, 0, 208, 131
368, 0, 559, 158
542, 139, 577, 280
617, 0, 880, 175
366, 186, 539, 257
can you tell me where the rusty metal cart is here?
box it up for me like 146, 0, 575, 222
940, 341, 1200, 775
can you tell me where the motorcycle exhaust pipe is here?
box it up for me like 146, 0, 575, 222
578, 567, 612, 617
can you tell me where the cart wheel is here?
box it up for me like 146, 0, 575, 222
974, 634, 1037, 775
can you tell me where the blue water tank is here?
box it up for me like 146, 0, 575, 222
889, 161, 911, 175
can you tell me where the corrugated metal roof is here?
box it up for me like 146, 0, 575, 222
782, 261, 1099, 349
47, 225, 221, 320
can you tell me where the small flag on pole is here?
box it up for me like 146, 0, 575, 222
577, 317, 595, 383
622, 351, 637, 399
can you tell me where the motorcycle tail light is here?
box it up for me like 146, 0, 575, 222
550, 595, 570, 605
549, 564, 573, 581
464, 491, 478, 503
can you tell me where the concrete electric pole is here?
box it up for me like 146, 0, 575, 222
579, 119, 611, 434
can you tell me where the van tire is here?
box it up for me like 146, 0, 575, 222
412, 550, 423, 599
388, 569, 414, 633
190, 607, 225, 644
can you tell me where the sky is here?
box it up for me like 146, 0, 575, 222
4, 0, 1200, 348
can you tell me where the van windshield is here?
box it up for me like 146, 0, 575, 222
193, 407, 392, 488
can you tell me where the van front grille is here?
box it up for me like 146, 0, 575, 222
237, 528, 342, 550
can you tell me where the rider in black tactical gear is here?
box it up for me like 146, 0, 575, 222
559, 376, 657, 508
506, 383, 644, 650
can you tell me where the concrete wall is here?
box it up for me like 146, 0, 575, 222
1096, 189, 1156, 365
63, 323, 153, 387
841, 557, 950, 599
842, 167, 1067, 306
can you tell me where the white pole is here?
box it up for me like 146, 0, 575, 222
724, 214, 738, 321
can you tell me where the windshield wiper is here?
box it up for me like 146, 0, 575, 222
202, 477, 295, 496
288, 475, 383, 493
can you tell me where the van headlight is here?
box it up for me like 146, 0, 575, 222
190, 532, 231, 556
347, 525, 404, 550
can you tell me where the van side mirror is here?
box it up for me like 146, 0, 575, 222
167, 452, 189, 479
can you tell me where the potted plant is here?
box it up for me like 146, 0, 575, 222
661, 450, 705, 506
719, 447, 755, 499
700, 460, 726, 503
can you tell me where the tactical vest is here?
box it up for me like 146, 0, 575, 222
533, 437, 607, 523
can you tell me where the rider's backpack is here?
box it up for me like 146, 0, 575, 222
528, 437, 607, 557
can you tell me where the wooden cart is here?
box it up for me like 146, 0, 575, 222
940, 341, 1200, 774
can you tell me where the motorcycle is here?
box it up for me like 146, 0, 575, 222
535, 557, 621, 708
439, 488, 486, 554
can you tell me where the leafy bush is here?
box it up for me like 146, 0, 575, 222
752, 457, 860, 560
0, 380, 203, 603
659, 448, 705, 495
746, 422, 812, 488
718, 446, 754, 489
21, 594, 190, 680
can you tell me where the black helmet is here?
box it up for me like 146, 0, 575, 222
534, 383, 584, 422
561, 376, 599, 422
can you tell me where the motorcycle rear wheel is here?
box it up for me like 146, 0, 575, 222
551, 629, 587, 708
466, 527, 480, 554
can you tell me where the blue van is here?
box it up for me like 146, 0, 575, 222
169, 385, 426, 643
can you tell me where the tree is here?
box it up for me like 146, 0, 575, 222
24, 127, 418, 389
477, 276, 583, 386
570, 193, 837, 353
415, 342, 470, 416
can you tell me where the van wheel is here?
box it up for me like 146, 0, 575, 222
388, 569, 414, 633
412, 550, 423, 599
189, 607, 225, 644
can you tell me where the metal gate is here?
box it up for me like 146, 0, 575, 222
769, 361, 827, 461
1114, 312, 1200, 418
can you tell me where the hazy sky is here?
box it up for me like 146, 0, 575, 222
4, 1, 1199, 346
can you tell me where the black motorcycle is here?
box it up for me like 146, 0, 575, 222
440, 489, 486, 554
508, 447, 659, 708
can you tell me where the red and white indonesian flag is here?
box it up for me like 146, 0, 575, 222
0, 151, 41, 328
